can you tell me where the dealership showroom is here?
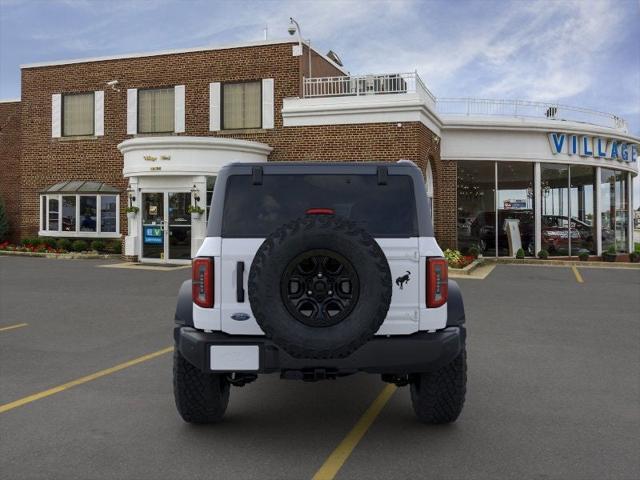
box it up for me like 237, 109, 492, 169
1, 40, 638, 263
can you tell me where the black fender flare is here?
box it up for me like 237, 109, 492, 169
174, 280, 193, 327
446, 280, 465, 326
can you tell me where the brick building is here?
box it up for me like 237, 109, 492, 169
0, 38, 638, 262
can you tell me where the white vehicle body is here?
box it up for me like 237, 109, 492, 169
193, 234, 446, 335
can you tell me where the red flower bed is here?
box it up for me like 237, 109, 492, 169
450, 255, 475, 269
0, 241, 64, 254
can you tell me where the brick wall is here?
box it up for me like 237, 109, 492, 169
18, 42, 303, 239
417, 124, 456, 249
15, 40, 451, 246
0, 101, 21, 241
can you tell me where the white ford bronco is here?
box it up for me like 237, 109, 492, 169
173, 161, 467, 424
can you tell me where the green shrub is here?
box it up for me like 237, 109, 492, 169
90, 240, 106, 252
21, 237, 36, 247
468, 246, 480, 258
0, 197, 9, 242
57, 238, 72, 251
515, 248, 525, 259
107, 240, 122, 254
537, 249, 549, 260
606, 244, 617, 254
71, 240, 88, 252
630, 252, 640, 263
578, 251, 590, 261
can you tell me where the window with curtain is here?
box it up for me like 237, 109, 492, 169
138, 88, 175, 133
223, 81, 261, 129
63, 92, 94, 136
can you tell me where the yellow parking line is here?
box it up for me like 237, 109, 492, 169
312, 384, 397, 480
0, 346, 173, 414
0, 323, 28, 332
571, 265, 584, 283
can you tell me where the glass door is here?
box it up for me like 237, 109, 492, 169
141, 192, 192, 262
168, 192, 192, 261
141, 193, 165, 260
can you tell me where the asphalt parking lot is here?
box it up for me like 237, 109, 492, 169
1, 256, 639, 480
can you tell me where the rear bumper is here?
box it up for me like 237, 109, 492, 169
174, 326, 465, 375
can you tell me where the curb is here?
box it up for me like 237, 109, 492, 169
489, 257, 640, 269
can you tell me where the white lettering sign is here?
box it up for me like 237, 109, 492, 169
548, 133, 638, 163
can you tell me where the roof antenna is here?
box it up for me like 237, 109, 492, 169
263, 24, 268, 40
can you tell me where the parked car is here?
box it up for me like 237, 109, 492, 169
541, 215, 594, 254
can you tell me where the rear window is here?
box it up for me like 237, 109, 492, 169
222, 174, 418, 237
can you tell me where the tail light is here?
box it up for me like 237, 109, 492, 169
426, 258, 448, 308
305, 208, 335, 215
192, 257, 214, 308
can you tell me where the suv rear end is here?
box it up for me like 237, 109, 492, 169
174, 161, 466, 424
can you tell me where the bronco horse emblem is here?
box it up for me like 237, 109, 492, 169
395, 271, 411, 290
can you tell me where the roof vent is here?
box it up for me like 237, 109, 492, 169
326, 50, 343, 67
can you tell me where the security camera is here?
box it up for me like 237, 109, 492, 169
106, 80, 120, 92
287, 24, 296, 36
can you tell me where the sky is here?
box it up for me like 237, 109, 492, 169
1, 0, 639, 204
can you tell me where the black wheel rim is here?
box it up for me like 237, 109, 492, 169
280, 249, 359, 327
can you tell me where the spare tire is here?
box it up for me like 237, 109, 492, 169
248, 214, 392, 359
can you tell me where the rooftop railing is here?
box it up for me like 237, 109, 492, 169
301, 74, 627, 131
436, 98, 628, 131
303, 72, 436, 103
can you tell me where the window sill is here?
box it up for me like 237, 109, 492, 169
56, 135, 98, 142
39, 231, 121, 239
133, 132, 177, 137
217, 128, 267, 135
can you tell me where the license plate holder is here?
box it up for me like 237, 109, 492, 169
210, 345, 259, 371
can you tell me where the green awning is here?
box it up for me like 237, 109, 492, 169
41, 181, 120, 194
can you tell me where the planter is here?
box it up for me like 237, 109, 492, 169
127, 212, 137, 222
603, 253, 618, 262
191, 212, 202, 221
629, 253, 640, 263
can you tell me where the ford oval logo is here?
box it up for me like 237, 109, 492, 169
231, 313, 251, 321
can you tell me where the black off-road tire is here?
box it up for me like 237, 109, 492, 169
248, 215, 392, 359
173, 347, 230, 424
409, 346, 467, 424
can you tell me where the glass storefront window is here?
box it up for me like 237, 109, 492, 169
615, 171, 629, 252
497, 162, 534, 256
62, 196, 76, 232
541, 164, 569, 256
457, 161, 496, 256
600, 169, 615, 252
79, 196, 97, 232
457, 161, 631, 257
101, 195, 117, 233
600, 169, 629, 253
569, 166, 596, 254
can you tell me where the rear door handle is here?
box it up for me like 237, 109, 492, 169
236, 261, 245, 303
